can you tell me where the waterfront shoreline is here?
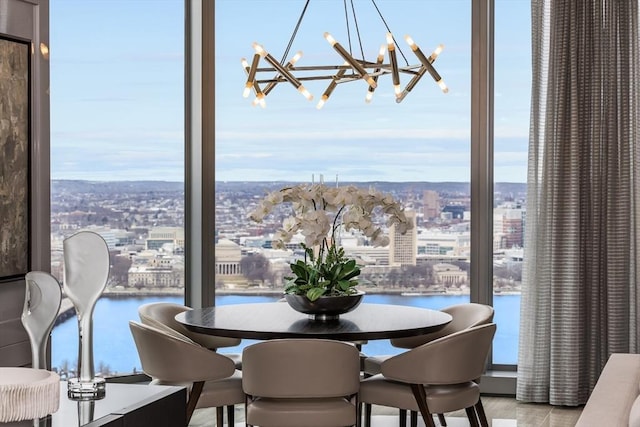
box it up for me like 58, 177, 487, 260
97, 286, 521, 298
99, 286, 469, 297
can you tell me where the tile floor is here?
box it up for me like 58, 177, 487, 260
188, 396, 584, 427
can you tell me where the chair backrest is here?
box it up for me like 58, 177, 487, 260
382, 323, 497, 385
390, 303, 494, 349
138, 302, 240, 349
129, 320, 235, 384
242, 339, 361, 398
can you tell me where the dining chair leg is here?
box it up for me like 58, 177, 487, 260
216, 406, 224, 427
464, 407, 480, 427
475, 399, 489, 427
364, 402, 372, 427
410, 410, 417, 427
245, 395, 250, 427
399, 409, 407, 427
409, 384, 437, 427
437, 413, 447, 426
227, 405, 234, 426
186, 381, 204, 424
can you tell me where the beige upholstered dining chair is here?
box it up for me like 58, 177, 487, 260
359, 323, 497, 427
137, 302, 243, 368
363, 303, 495, 375
242, 338, 361, 427
362, 302, 494, 426
129, 320, 244, 426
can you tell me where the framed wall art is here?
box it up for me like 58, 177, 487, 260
0, 34, 30, 280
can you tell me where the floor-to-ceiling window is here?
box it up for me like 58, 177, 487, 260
213, 0, 531, 373
49, 0, 185, 378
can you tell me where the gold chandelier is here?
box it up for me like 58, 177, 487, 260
241, 0, 448, 109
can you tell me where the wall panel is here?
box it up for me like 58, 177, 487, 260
0, 0, 50, 367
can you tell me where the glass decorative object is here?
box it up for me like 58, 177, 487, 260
63, 231, 110, 399
21, 271, 62, 370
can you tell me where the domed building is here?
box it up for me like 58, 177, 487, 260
215, 238, 243, 277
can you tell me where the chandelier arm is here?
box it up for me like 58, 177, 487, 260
370, 0, 410, 66
255, 63, 424, 84
281, 0, 311, 64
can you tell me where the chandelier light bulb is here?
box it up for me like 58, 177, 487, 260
429, 44, 444, 62
324, 32, 337, 46
253, 93, 266, 108
404, 35, 417, 49
252, 42, 266, 56
290, 51, 303, 64
365, 91, 374, 103
298, 86, 313, 100
386, 32, 395, 47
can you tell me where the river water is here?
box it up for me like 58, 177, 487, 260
51, 293, 520, 374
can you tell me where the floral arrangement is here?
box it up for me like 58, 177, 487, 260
249, 183, 413, 301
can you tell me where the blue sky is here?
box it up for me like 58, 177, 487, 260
50, 0, 530, 183
50, 0, 184, 181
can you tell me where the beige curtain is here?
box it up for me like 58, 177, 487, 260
517, 0, 640, 405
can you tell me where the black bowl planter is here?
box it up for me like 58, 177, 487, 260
284, 290, 365, 321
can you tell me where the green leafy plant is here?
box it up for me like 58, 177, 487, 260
285, 243, 361, 301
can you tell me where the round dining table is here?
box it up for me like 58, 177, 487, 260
175, 302, 452, 342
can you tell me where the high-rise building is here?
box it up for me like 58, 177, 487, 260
493, 206, 525, 249
389, 210, 417, 266
423, 190, 440, 220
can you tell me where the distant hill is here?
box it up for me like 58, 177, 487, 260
52, 180, 184, 194
51, 180, 526, 196
214, 181, 526, 196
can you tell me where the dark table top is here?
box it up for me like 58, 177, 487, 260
176, 302, 452, 341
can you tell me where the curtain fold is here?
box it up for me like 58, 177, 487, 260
518, 0, 640, 405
